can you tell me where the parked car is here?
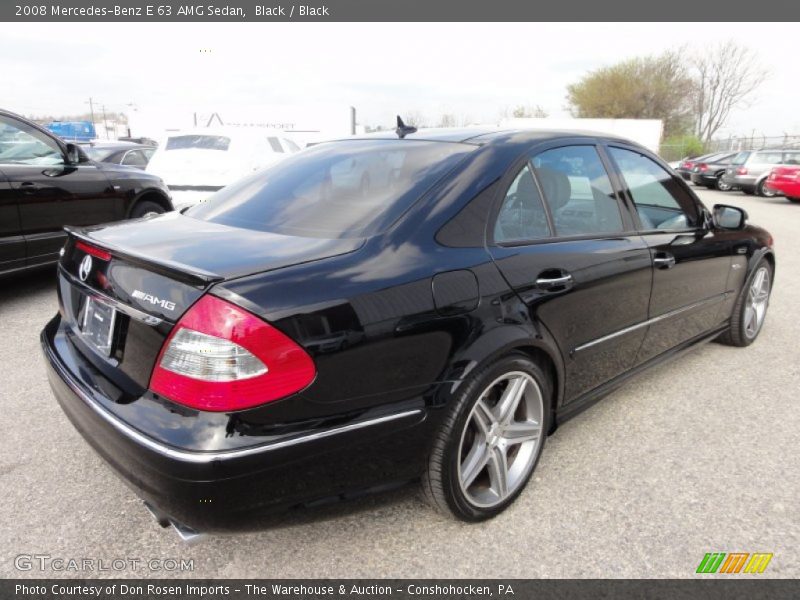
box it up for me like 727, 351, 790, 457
764, 166, 800, 203
0, 109, 172, 276
675, 152, 725, 180
80, 141, 156, 170
689, 152, 738, 190
146, 128, 301, 210
42, 127, 774, 535
721, 148, 800, 197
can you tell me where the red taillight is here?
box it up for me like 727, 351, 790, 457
149, 295, 316, 412
683, 161, 694, 169
75, 240, 112, 261
736, 166, 748, 176
699, 163, 708, 172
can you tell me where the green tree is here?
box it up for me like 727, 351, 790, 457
566, 51, 695, 137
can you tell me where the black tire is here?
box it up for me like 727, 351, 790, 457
716, 177, 733, 192
742, 187, 756, 195
757, 179, 777, 198
130, 200, 166, 219
788, 197, 800, 204
421, 353, 551, 521
717, 258, 772, 347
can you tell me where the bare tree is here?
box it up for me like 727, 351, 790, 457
511, 104, 549, 118
438, 113, 457, 128
693, 41, 768, 143
403, 110, 427, 128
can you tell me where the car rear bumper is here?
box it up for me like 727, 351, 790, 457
723, 174, 757, 189
690, 172, 718, 186
41, 314, 432, 531
765, 179, 800, 197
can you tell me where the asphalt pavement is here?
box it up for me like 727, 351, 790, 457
0, 188, 797, 578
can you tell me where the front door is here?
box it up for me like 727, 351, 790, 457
605, 145, 733, 364
0, 167, 25, 273
488, 143, 653, 402
0, 113, 119, 266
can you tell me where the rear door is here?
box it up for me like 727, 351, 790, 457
488, 142, 653, 402
605, 144, 732, 364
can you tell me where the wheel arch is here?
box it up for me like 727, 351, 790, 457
126, 189, 173, 218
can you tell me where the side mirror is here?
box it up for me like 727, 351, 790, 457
713, 204, 748, 230
65, 143, 88, 165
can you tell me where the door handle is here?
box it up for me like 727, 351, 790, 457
20, 182, 40, 194
535, 272, 574, 291
653, 252, 676, 269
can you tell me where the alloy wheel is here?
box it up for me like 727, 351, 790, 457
744, 266, 771, 339
717, 177, 732, 191
457, 372, 544, 508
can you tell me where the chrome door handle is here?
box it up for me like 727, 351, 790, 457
653, 252, 676, 269
535, 274, 573, 289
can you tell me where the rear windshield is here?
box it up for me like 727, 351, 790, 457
165, 135, 230, 151
731, 151, 750, 165
186, 139, 475, 238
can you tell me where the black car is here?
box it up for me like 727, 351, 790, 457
81, 141, 156, 170
0, 109, 173, 276
689, 152, 738, 190
42, 126, 774, 535
675, 152, 726, 181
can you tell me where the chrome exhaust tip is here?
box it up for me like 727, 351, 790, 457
143, 501, 203, 543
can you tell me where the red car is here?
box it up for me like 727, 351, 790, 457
765, 166, 800, 203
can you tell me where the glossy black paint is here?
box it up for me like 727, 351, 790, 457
42, 128, 775, 530
0, 109, 172, 276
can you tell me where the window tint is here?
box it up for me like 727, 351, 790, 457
165, 135, 230, 151
531, 145, 623, 236
609, 147, 698, 231
494, 165, 551, 243
267, 137, 284, 153
0, 115, 64, 165
122, 150, 148, 167
187, 140, 475, 238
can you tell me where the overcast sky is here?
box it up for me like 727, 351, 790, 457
1, 22, 796, 138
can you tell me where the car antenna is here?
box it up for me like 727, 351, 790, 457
395, 115, 417, 139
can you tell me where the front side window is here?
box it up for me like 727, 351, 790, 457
267, 137, 284, 153
187, 139, 475, 238
754, 152, 783, 165
609, 146, 699, 231
494, 164, 551, 243
531, 145, 623, 236
0, 116, 64, 166
283, 138, 300, 152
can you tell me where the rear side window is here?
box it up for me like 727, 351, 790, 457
731, 152, 750, 165
283, 138, 301, 152
753, 152, 783, 165
609, 147, 699, 230
784, 151, 800, 165
494, 165, 551, 243
187, 139, 475, 238
267, 137, 284, 153
165, 135, 230, 151
531, 145, 623, 236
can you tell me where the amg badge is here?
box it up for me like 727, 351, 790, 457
131, 290, 176, 311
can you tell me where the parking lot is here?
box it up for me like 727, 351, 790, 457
0, 187, 797, 579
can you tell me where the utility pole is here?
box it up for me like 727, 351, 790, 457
86, 97, 96, 139
102, 105, 109, 139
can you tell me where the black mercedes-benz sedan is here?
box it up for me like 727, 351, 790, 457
42, 126, 775, 533
1, 109, 172, 277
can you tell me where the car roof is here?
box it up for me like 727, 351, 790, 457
339, 127, 636, 147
